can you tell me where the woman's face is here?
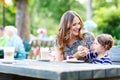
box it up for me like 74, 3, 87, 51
70, 16, 81, 37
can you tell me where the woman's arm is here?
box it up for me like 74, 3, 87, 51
54, 47, 64, 62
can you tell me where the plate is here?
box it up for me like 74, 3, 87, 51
0, 59, 16, 64
64, 60, 85, 63
38, 59, 50, 62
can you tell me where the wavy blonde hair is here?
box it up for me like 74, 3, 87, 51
57, 10, 84, 55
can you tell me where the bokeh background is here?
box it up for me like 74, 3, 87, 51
0, 0, 120, 45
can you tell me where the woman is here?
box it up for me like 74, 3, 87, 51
85, 34, 114, 64
54, 10, 94, 61
5, 26, 26, 59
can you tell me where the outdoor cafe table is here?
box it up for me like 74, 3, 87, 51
0, 59, 120, 80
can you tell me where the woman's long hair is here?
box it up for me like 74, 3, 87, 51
57, 10, 84, 55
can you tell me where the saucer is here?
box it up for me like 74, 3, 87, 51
63, 60, 85, 63
38, 59, 50, 62
0, 59, 16, 64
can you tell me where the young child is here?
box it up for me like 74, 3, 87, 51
85, 34, 114, 64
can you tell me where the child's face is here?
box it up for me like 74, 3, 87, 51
90, 39, 105, 54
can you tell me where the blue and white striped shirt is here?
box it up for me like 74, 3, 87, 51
85, 52, 112, 65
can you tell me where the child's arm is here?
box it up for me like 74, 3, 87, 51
85, 52, 98, 63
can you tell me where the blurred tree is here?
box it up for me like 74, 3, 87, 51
0, 0, 86, 37
93, 7, 120, 39
29, 0, 86, 36
16, 0, 30, 40
92, 0, 120, 41
93, 0, 120, 9
86, 0, 92, 20
0, 0, 16, 26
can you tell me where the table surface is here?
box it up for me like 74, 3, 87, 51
0, 59, 120, 80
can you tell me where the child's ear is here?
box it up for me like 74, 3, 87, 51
104, 45, 109, 50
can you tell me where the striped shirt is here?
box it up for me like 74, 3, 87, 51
85, 52, 112, 65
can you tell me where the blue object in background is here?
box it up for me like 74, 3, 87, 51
84, 20, 97, 31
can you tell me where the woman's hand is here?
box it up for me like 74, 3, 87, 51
73, 46, 89, 59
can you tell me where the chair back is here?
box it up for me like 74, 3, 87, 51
0, 49, 4, 58
23, 40, 33, 52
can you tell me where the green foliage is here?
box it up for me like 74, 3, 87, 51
0, 2, 16, 26
5, 5, 16, 25
0, 0, 86, 36
29, 0, 86, 36
93, 0, 120, 9
93, 6, 120, 39
0, 4, 2, 25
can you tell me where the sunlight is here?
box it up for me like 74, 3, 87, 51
76, 0, 86, 4
5, 0, 12, 5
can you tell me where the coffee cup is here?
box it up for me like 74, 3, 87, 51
40, 47, 49, 60
3, 47, 15, 60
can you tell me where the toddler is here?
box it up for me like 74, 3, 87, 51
85, 34, 114, 64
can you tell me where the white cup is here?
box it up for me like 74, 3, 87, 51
40, 47, 49, 60
3, 47, 15, 60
